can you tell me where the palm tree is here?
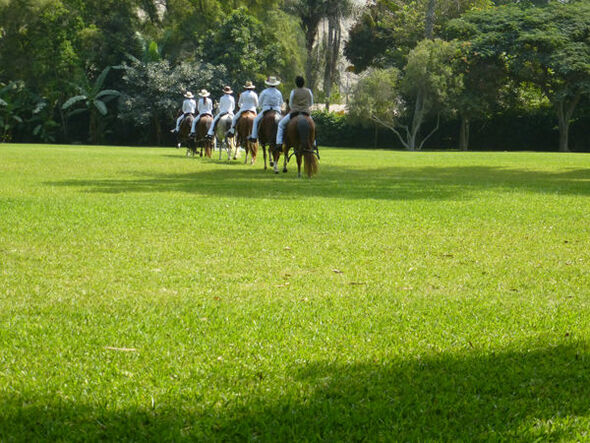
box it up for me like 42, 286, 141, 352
62, 66, 120, 144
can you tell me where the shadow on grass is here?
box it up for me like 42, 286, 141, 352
2, 344, 589, 440
46, 164, 590, 201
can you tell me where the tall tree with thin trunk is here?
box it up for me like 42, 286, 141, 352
321, 0, 354, 110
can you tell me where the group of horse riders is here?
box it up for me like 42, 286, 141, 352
171, 75, 314, 149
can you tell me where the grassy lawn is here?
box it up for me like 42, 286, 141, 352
1, 144, 589, 441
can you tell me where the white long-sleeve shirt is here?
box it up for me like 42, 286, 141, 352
237, 90, 259, 112
258, 88, 283, 110
182, 98, 196, 114
218, 94, 235, 114
198, 97, 213, 115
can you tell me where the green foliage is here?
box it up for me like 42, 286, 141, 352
402, 39, 463, 112
119, 59, 227, 144
349, 67, 401, 130
0, 0, 84, 97
199, 8, 293, 90
345, 0, 491, 71
62, 66, 121, 144
0, 80, 58, 142
447, 1, 590, 151
349, 39, 462, 150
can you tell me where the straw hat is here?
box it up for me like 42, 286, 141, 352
264, 76, 281, 86
184, 91, 194, 98
198, 89, 210, 97
223, 85, 233, 94
243, 81, 256, 90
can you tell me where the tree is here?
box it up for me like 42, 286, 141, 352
283, 0, 331, 90
345, 0, 490, 72
62, 67, 121, 144
0, 0, 83, 98
0, 81, 58, 143
349, 39, 462, 150
321, 0, 355, 110
119, 59, 227, 145
445, 41, 510, 149
200, 8, 303, 92
447, 2, 590, 151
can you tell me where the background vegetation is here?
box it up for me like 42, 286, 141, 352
0, 0, 588, 150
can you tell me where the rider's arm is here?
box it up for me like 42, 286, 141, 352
258, 90, 266, 109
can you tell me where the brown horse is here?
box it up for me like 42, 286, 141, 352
189, 114, 213, 158
258, 110, 281, 173
283, 114, 318, 178
177, 113, 194, 151
214, 114, 237, 162
236, 110, 258, 165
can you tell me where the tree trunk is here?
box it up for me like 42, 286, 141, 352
89, 110, 97, 145
323, 15, 342, 111
304, 21, 320, 91
374, 124, 378, 149
153, 113, 162, 146
425, 0, 436, 39
459, 115, 469, 151
555, 94, 580, 153
409, 90, 425, 151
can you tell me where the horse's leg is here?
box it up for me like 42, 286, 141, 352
263, 144, 267, 170
244, 142, 249, 164
282, 146, 289, 173
297, 153, 302, 178
272, 146, 280, 174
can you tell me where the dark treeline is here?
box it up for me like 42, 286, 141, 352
0, 0, 588, 151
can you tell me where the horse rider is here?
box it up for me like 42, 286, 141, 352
276, 76, 314, 147
227, 81, 258, 137
189, 89, 213, 136
206, 85, 235, 139
248, 76, 283, 142
171, 91, 196, 134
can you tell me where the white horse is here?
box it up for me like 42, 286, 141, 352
214, 114, 237, 162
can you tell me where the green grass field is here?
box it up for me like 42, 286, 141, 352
1, 144, 589, 441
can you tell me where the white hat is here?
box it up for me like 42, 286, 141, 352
184, 91, 194, 98
198, 89, 210, 97
243, 81, 256, 90
223, 85, 233, 94
264, 76, 281, 86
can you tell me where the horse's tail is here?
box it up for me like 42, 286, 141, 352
298, 116, 318, 178
249, 139, 258, 161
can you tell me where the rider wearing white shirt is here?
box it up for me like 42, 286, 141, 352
190, 90, 214, 135
228, 81, 258, 136
172, 91, 196, 133
207, 86, 235, 137
249, 76, 283, 141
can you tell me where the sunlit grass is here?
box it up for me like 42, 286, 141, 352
1, 144, 589, 441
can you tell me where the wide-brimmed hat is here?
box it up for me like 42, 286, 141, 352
223, 86, 233, 94
184, 91, 194, 98
243, 81, 256, 90
264, 76, 281, 86
198, 89, 210, 97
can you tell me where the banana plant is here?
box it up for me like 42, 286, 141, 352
62, 66, 120, 144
